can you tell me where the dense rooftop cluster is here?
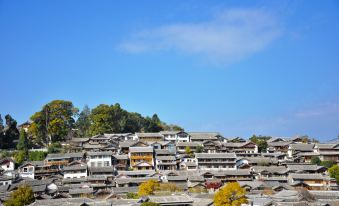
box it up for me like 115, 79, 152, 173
1, 131, 339, 205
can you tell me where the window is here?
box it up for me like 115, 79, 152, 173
24, 168, 28, 172
97, 162, 102, 167
104, 161, 110, 167
91, 162, 95, 167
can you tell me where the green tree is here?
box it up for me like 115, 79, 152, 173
214, 182, 248, 206
14, 150, 26, 165
328, 165, 339, 184
196, 145, 204, 153
89, 104, 124, 135
320, 160, 336, 168
75, 105, 91, 137
311, 156, 321, 165
5, 185, 35, 206
29, 100, 78, 144
48, 142, 62, 153
2, 115, 20, 149
29, 151, 47, 161
249, 135, 270, 153
126, 192, 139, 199
17, 129, 29, 153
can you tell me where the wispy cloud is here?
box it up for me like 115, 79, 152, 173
118, 8, 282, 64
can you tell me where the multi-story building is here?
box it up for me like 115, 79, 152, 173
45, 153, 84, 168
135, 133, 164, 143
160, 131, 190, 142
86, 151, 112, 168
129, 146, 154, 170
195, 153, 237, 170
63, 162, 88, 179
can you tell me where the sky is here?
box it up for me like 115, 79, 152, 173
0, 0, 339, 141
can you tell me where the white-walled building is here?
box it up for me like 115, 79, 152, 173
86, 151, 112, 168
160, 131, 190, 142
0, 158, 15, 172
63, 163, 88, 179
195, 153, 237, 170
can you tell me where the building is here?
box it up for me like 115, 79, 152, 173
135, 133, 164, 142
195, 153, 237, 170
45, 153, 84, 168
62, 162, 88, 179
18, 161, 44, 179
0, 158, 15, 172
129, 146, 154, 170
160, 131, 190, 142
86, 151, 112, 168
188, 132, 223, 142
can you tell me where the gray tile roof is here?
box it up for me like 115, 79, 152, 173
136, 133, 164, 138
115, 177, 158, 185
148, 194, 193, 204
69, 187, 93, 195
86, 151, 112, 156
129, 146, 153, 153
195, 153, 236, 159
62, 165, 87, 171
176, 142, 200, 147
290, 143, 315, 151
45, 152, 83, 160
188, 132, 221, 140
89, 166, 114, 173
290, 173, 329, 180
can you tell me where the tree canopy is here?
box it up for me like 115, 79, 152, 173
138, 180, 158, 197
5, 185, 35, 206
249, 135, 270, 153
214, 182, 248, 206
0, 114, 19, 149
29, 100, 78, 144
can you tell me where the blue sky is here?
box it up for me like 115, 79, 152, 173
0, 0, 338, 141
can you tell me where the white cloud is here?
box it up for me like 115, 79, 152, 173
119, 8, 282, 64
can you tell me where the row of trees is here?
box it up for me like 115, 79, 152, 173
1, 100, 183, 149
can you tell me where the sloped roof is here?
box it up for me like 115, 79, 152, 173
129, 146, 153, 153
195, 153, 236, 159
290, 143, 315, 151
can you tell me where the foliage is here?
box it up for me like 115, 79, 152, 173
17, 129, 29, 153
14, 150, 26, 165
75, 105, 91, 137
138, 180, 158, 197
328, 165, 339, 184
48, 142, 62, 153
185, 146, 193, 157
28, 151, 48, 161
249, 135, 270, 153
213, 182, 248, 206
311, 156, 321, 165
140, 202, 160, 206
126, 192, 139, 199
29, 100, 79, 144
196, 145, 204, 153
320, 160, 336, 168
4, 185, 35, 206
1, 115, 20, 149
88, 103, 182, 135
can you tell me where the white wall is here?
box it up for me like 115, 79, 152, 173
87, 155, 112, 167
1, 161, 15, 171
